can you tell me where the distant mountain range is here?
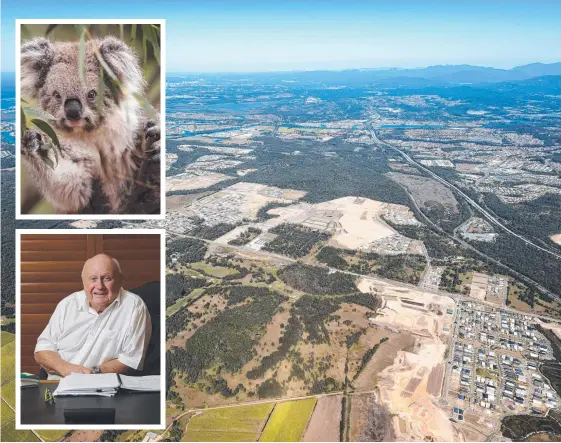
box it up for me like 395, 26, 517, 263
4, 63, 561, 90
267, 63, 561, 86
166, 62, 561, 87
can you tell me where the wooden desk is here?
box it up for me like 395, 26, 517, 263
20, 381, 161, 425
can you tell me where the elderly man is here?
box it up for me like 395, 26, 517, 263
35, 254, 152, 379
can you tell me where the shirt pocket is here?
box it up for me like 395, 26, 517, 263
97, 329, 121, 356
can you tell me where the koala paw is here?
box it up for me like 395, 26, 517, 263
144, 120, 160, 162
21, 130, 45, 156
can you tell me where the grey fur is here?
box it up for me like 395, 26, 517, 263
20, 36, 159, 214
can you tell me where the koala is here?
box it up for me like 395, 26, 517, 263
20, 36, 160, 214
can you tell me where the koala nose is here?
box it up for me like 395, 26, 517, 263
64, 99, 82, 121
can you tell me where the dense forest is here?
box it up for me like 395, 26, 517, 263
472, 236, 561, 295
316, 246, 426, 285
483, 193, 561, 246
263, 223, 330, 258
188, 222, 238, 241
256, 202, 293, 221
228, 227, 262, 246
244, 138, 411, 206
278, 263, 357, 294
168, 289, 286, 383
166, 237, 207, 264
166, 274, 208, 307
386, 224, 459, 260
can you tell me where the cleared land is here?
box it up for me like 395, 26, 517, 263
259, 398, 317, 442
265, 197, 400, 251
551, 234, 561, 246
62, 430, 103, 442
302, 395, 342, 442
388, 172, 459, 213
168, 172, 233, 191
470, 272, 488, 301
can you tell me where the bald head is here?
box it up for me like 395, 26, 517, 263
82, 254, 123, 313
82, 254, 122, 278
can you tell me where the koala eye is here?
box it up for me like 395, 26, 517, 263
53, 91, 62, 100
87, 90, 97, 102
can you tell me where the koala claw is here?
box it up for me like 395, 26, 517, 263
21, 130, 44, 155
144, 120, 160, 157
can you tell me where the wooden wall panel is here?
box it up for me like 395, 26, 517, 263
20, 233, 161, 375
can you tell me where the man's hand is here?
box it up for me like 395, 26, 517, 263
59, 363, 92, 377
36, 350, 92, 378
99, 358, 131, 375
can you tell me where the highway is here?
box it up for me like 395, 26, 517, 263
368, 128, 561, 261
368, 127, 561, 302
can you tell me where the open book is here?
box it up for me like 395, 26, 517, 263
53, 373, 160, 397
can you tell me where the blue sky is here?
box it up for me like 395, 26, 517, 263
1, 0, 560, 73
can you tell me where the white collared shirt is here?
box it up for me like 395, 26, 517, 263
35, 288, 152, 379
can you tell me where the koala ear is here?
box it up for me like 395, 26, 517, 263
21, 38, 54, 99
99, 36, 144, 95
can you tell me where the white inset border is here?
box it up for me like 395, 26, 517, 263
15, 228, 167, 430
15, 19, 166, 220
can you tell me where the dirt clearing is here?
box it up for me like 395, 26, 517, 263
388, 172, 459, 214
303, 395, 342, 442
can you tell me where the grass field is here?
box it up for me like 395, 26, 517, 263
36, 430, 69, 442
259, 398, 317, 442
183, 403, 275, 442
1, 398, 14, 423
1, 331, 15, 346
1, 340, 15, 385
167, 288, 206, 316
1, 379, 16, 409
190, 263, 237, 278
183, 430, 258, 442
455, 271, 473, 292
0, 420, 41, 442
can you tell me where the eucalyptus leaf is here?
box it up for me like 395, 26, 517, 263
119, 24, 124, 41
42, 141, 59, 166
142, 24, 160, 64
30, 119, 61, 149
133, 93, 156, 119
95, 52, 119, 82
107, 78, 120, 106
42, 155, 55, 170
20, 106, 27, 135
79, 28, 86, 84
96, 67, 105, 110
23, 106, 56, 121
46, 24, 59, 35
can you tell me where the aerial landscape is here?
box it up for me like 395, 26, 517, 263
2, 1, 561, 442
